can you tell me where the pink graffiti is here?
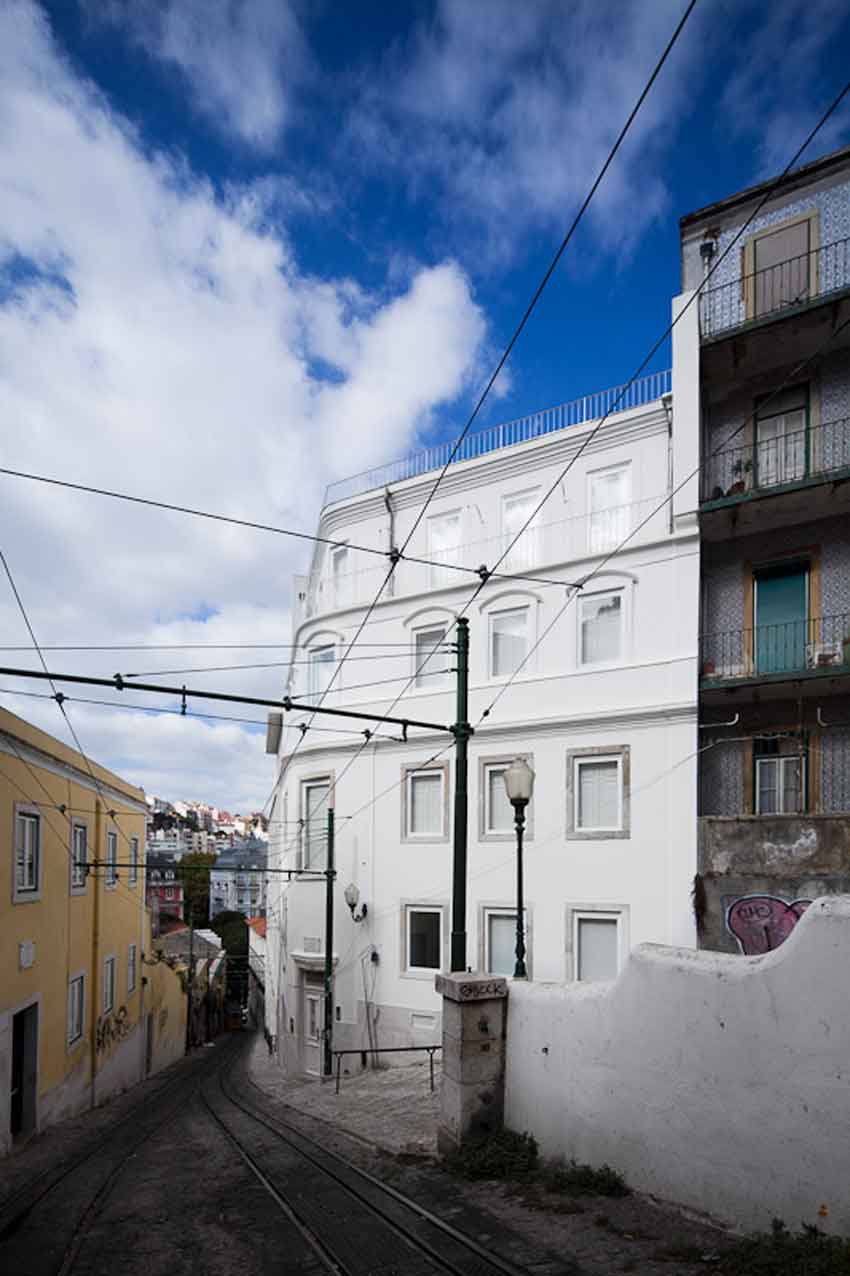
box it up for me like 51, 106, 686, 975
726, 895, 811, 955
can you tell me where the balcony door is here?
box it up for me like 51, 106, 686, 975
755, 563, 808, 675
753, 219, 811, 317
755, 386, 807, 488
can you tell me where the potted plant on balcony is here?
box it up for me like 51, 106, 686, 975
726, 456, 753, 496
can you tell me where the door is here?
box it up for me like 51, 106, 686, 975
755, 565, 808, 674
753, 220, 810, 317
10, 1004, 38, 1139
301, 976, 323, 1076
755, 397, 807, 488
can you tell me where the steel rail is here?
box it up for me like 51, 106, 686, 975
210, 1051, 527, 1276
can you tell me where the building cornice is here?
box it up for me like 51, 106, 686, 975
0, 733, 148, 814
278, 697, 697, 769
318, 406, 669, 535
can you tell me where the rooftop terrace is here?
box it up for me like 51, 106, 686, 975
323, 368, 672, 507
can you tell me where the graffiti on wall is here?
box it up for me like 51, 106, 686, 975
95, 1006, 132, 1054
726, 895, 811, 955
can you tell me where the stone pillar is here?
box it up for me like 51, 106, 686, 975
435, 972, 508, 1154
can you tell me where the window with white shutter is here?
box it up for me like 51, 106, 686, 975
588, 466, 631, 552
490, 607, 529, 678
428, 512, 461, 588
501, 490, 539, 572
580, 591, 624, 664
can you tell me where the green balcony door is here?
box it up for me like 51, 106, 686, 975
755, 564, 808, 674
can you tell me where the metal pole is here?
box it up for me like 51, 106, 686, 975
323, 805, 335, 1078
185, 917, 194, 1054
450, 618, 472, 972
513, 804, 528, 979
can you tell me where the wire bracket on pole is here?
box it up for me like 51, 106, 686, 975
283, 696, 292, 712
363, 728, 372, 741
113, 674, 125, 691
401, 722, 408, 742
298, 722, 308, 737
180, 686, 187, 716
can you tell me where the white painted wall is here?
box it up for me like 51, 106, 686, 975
266, 394, 700, 1072
505, 896, 850, 1234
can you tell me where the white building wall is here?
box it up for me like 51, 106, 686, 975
504, 897, 850, 1235
268, 396, 700, 1074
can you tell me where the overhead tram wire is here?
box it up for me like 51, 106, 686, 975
270, 0, 700, 796
0, 467, 582, 594
0, 548, 155, 871
477, 312, 850, 725
269, 71, 850, 852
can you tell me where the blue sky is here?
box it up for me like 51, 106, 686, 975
1, 0, 849, 806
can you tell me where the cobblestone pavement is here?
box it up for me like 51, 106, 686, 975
248, 1035, 737, 1276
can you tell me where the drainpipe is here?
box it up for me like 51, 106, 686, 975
662, 391, 674, 534
90, 798, 102, 1110
384, 487, 396, 599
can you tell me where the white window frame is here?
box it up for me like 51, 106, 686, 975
301, 776, 332, 868
68, 972, 85, 1046
105, 830, 118, 888
481, 905, 531, 978
566, 746, 631, 840
412, 624, 451, 692
401, 764, 449, 842
478, 755, 534, 842
127, 943, 137, 994
13, 805, 41, 903
587, 463, 632, 554
129, 836, 139, 887
578, 588, 625, 667
70, 820, 88, 893
427, 510, 462, 589
331, 544, 350, 610
103, 954, 116, 1015
308, 644, 337, 701
567, 907, 627, 982
403, 904, 445, 976
755, 754, 806, 815
488, 605, 532, 680
501, 488, 540, 573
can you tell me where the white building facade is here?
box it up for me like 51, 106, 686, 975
266, 372, 700, 1076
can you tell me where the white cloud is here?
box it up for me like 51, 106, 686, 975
81, 0, 308, 149
345, 0, 707, 264
719, 0, 850, 176
0, 1, 488, 809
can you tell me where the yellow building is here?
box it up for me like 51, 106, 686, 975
0, 706, 186, 1156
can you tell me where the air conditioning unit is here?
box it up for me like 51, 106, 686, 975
806, 641, 842, 669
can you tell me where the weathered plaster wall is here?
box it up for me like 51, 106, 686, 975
697, 814, 850, 954
505, 897, 850, 1235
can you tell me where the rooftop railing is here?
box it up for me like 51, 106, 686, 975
701, 416, 850, 503
698, 236, 850, 339
323, 369, 671, 506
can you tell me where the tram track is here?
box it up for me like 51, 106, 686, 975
201, 1051, 531, 1276
0, 1038, 238, 1274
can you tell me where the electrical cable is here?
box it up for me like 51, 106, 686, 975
257, 1, 699, 798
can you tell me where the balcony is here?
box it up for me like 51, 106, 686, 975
698, 236, 850, 341
701, 416, 850, 506
299, 494, 672, 622
700, 613, 850, 687
323, 370, 671, 506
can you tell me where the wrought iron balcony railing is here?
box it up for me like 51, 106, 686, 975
323, 369, 671, 506
701, 415, 850, 503
700, 613, 850, 682
698, 236, 850, 339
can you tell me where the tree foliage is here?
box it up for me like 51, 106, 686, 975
176, 850, 217, 925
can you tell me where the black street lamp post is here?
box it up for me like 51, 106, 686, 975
503, 757, 535, 979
